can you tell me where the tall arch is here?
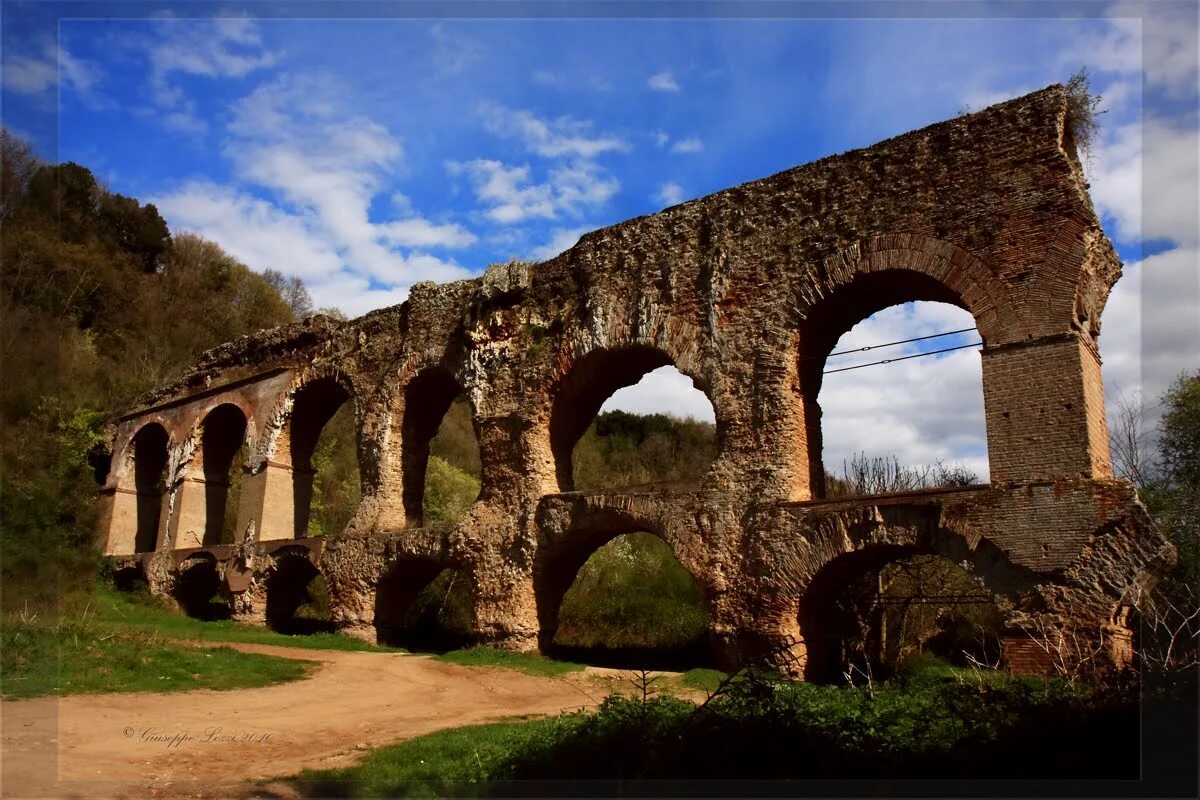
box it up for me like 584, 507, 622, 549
197, 404, 248, 546
400, 366, 474, 527
287, 377, 355, 538
796, 269, 987, 498
130, 423, 169, 553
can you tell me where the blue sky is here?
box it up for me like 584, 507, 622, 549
4, 1, 1197, 479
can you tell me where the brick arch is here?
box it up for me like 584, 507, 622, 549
103, 420, 173, 555
790, 237, 1007, 499
790, 511, 1036, 681
397, 364, 473, 527
373, 552, 468, 646
801, 235, 1011, 345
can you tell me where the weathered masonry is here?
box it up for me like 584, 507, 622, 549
97, 85, 1173, 675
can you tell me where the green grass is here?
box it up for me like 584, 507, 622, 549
434, 646, 585, 677
92, 586, 399, 652
290, 718, 561, 798
0, 618, 313, 699
286, 717, 565, 798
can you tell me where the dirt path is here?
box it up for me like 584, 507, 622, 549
1, 643, 626, 799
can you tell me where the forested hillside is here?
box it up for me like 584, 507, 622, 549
0, 130, 306, 606
0, 131, 720, 627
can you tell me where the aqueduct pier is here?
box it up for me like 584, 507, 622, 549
97, 85, 1173, 676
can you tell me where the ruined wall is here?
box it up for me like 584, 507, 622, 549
97, 85, 1172, 674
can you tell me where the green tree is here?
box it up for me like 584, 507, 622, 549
423, 456, 481, 524
1146, 371, 1200, 592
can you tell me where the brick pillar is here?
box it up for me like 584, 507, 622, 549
981, 333, 1113, 482
100, 488, 137, 555
168, 475, 210, 549
235, 461, 298, 542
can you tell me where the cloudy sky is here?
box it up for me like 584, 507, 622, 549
4, 1, 1197, 480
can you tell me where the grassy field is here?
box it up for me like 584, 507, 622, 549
0, 611, 313, 699
434, 646, 586, 677
275, 661, 1145, 795
91, 586, 399, 652
0, 587, 397, 700
285, 717, 563, 799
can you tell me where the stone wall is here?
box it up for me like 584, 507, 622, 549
96, 85, 1172, 675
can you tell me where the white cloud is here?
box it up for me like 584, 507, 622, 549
127, 16, 279, 133
670, 137, 704, 154
602, 366, 715, 422
1108, 1, 1198, 98
819, 302, 989, 480
1090, 117, 1200, 247
220, 74, 476, 289
1101, 247, 1200, 418
148, 17, 277, 85
647, 70, 681, 92
530, 225, 594, 261
653, 181, 686, 206
3, 41, 98, 95
652, 130, 670, 148
151, 72, 477, 315
150, 181, 342, 280
379, 218, 476, 249
448, 159, 618, 224
478, 103, 628, 159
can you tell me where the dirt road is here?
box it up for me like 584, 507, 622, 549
1, 643, 620, 799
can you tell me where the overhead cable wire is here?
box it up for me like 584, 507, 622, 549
822, 341, 983, 374
826, 327, 978, 358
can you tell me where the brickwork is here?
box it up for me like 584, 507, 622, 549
94, 85, 1172, 675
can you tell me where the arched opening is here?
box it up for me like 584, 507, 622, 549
401, 367, 481, 527
197, 404, 247, 546
551, 532, 711, 669
550, 347, 717, 493
374, 559, 473, 650
798, 271, 988, 498
113, 564, 148, 593
173, 560, 231, 620
289, 378, 356, 538
799, 545, 1002, 683
130, 423, 169, 553
265, 554, 333, 634
536, 513, 711, 669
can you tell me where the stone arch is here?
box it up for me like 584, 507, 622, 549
534, 502, 709, 646
547, 344, 720, 493
113, 561, 148, 592
373, 555, 471, 648
173, 555, 230, 620
285, 376, 355, 538
193, 404, 249, 546
124, 422, 170, 554
791, 508, 1036, 681
264, 551, 331, 633
247, 370, 361, 540
803, 236, 1010, 345
398, 365, 476, 527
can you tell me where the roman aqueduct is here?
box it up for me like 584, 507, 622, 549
96, 85, 1173, 676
